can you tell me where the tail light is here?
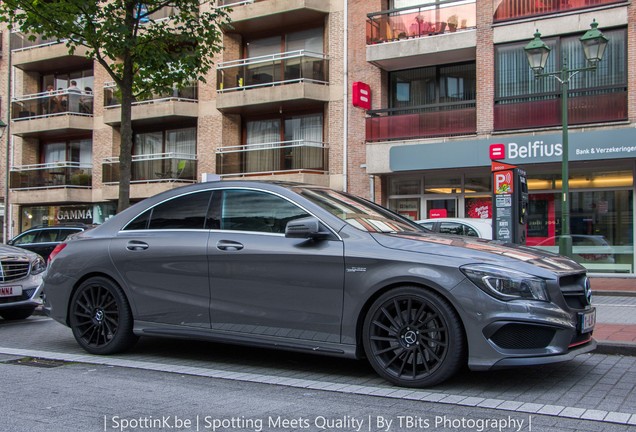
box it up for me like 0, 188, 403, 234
48, 243, 67, 265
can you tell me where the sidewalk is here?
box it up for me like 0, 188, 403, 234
590, 277, 636, 356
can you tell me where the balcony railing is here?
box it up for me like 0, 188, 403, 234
217, 50, 329, 92
10, 162, 92, 190
216, 140, 328, 176
366, 102, 477, 142
104, 82, 198, 107
10, 31, 65, 52
493, 0, 624, 23
102, 153, 197, 184
367, 0, 476, 44
494, 89, 627, 131
12, 90, 94, 120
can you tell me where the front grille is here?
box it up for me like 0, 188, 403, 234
490, 324, 556, 350
559, 273, 590, 310
0, 260, 30, 282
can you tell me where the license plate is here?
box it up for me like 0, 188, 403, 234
0, 286, 22, 297
580, 308, 596, 333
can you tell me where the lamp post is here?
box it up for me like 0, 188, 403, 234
523, 20, 608, 258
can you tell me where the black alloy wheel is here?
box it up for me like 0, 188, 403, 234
363, 287, 465, 387
69, 277, 138, 355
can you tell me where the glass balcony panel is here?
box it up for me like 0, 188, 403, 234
10, 163, 92, 189
494, 90, 627, 131
11, 90, 94, 120
366, 103, 476, 142
104, 83, 198, 107
217, 51, 329, 92
216, 141, 328, 175
493, 0, 624, 23
367, 0, 476, 44
102, 154, 197, 183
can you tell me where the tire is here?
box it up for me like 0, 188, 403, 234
362, 286, 465, 387
69, 276, 138, 355
0, 307, 35, 321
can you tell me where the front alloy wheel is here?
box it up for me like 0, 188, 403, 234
363, 287, 465, 387
69, 277, 138, 355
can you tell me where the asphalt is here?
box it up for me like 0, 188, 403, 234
590, 277, 636, 356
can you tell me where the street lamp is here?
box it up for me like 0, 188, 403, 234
523, 20, 609, 258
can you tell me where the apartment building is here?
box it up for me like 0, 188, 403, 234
359, 0, 635, 274
0, 0, 634, 275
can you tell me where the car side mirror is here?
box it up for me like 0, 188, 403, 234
285, 217, 330, 240
6, 240, 14, 246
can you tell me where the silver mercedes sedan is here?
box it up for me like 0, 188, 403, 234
43, 181, 596, 387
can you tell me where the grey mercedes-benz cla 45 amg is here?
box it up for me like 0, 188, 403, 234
43, 181, 596, 387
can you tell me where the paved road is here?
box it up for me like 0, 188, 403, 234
1, 316, 636, 431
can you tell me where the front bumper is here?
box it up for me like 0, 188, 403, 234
450, 278, 596, 371
0, 278, 44, 311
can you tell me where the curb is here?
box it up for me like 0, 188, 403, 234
593, 290, 636, 298
595, 340, 636, 357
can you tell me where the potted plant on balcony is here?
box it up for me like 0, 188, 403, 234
448, 15, 458, 32
70, 170, 91, 186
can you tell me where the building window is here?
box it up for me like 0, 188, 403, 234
131, 127, 196, 181
242, 113, 325, 174
494, 28, 627, 131
42, 138, 92, 165
389, 63, 476, 109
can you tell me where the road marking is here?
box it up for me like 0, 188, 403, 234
1, 346, 635, 426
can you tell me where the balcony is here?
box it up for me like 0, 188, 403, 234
10, 163, 92, 205
366, 0, 476, 71
493, 0, 624, 23
494, 89, 627, 131
103, 83, 198, 126
102, 153, 197, 184
218, 0, 331, 37
366, 102, 477, 142
216, 50, 329, 114
11, 90, 94, 138
216, 140, 328, 176
10, 32, 91, 72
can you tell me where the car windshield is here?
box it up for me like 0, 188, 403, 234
296, 187, 423, 234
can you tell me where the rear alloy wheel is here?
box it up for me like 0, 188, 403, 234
69, 277, 138, 355
363, 287, 465, 387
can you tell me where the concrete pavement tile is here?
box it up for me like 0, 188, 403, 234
559, 407, 586, 419
517, 403, 544, 413
497, 401, 523, 411
628, 414, 636, 426
580, 410, 608, 421
537, 405, 565, 416
603, 412, 632, 424
438, 395, 466, 404
456, 397, 485, 406
477, 399, 505, 409
386, 389, 416, 399
403, 392, 432, 400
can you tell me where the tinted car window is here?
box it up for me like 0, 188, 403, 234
35, 229, 60, 243
57, 229, 82, 241
125, 191, 212, 230
439, 222, 463, 236
221, 190, 309, 234
12, 232, 38, 245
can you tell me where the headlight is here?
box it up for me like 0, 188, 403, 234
31, 256, 47, 275
461, 264, 549, 302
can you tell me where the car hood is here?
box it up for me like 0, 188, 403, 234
0, 244, 40, 260
371, 231, 585, 276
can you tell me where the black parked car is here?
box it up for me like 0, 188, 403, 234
43, 182, 596, 387
8, 224, 90, 261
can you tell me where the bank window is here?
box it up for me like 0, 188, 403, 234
389, 178, 421, 195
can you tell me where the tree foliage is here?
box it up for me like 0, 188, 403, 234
0, 1, 230, 211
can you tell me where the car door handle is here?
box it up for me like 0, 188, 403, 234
126, 240, 149, 251
216, 240, 244, 251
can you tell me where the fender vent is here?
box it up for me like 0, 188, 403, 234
490, 324, 556, 350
